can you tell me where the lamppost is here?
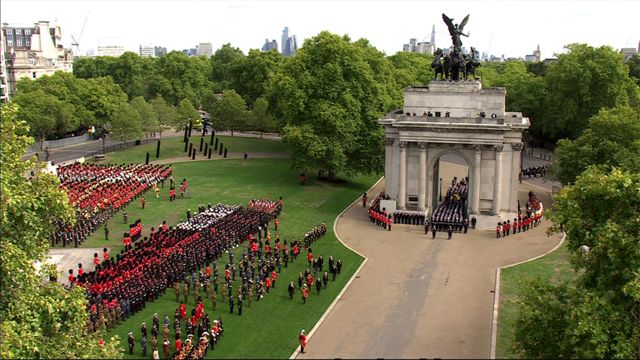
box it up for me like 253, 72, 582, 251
101, 125, 107, 154
439, 177, 443, 203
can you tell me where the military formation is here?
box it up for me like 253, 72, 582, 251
59, 184, 347, 359
51, 163, 172, 247
429, 178, 469, 234
497, 191, 544, 238
520, 165, 548, 181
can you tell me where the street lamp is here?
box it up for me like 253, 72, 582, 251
439, 177, 443, 202
101, 125, 107, 154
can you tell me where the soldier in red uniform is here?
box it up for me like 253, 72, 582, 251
299, 329, 307, 353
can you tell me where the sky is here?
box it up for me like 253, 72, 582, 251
1, 0, 639, 59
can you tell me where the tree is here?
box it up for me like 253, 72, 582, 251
175, 98, 200, 131
269, 32, 400, 178
525, 61, 548, 77
12, 89, 78, 149
476, 62, 501, 88
542, 44, 638, 140
210, 89, 248, 136
627, 54, 640, 85
0, 104, 122, 359
497, 61, 547, 138
130, 96, 159, 136
150, 96, 177, 137
248, 97, 279, 136
81, 77, 129, 127
210, 44, 245, 92
551, 106, 640, 184
109, 102, 143, 141
235, 49, 282, 105
387, 51, 433, 88
514, 167, 640, 358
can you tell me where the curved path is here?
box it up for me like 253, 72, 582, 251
298, 178, 562, 359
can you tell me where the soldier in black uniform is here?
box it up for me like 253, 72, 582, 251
128, 332, 135, 355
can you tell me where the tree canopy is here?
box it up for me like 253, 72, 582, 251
0, 104, 122, 358
175, 98, 201, 131
209, 89, 248, 135
551, 106, 640, 184
269, 32, 401, 176
515, 167, 640, 358
387, 51, 433, 88
130, 96, 159, 135
542, 44, 638, 140
109, 102, 143, 141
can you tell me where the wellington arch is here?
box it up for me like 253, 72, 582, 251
378, 81, 530, 229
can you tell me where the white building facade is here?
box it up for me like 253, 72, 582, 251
1, 21, 74, 97
139, 45, 155, 58
97, 45, 125, 57
378, 81, 530, 229
198, 43, 212, 57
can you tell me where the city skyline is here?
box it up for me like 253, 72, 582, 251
1, 0, 639, 59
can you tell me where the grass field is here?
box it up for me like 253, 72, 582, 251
495, 240, 577, 358
100, 135, 287, 164
80, 153, 378, 358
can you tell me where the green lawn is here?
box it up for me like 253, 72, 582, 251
82, 157, 378, 358
496, 237, 577, 358
100, 135, 287, 164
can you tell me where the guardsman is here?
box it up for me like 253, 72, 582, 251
183, 281, 189, 304
174, 281, 180, 302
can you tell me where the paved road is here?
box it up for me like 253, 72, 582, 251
298, 169, 561, 359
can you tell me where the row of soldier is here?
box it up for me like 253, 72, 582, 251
73, 199, 281, 332
126, 310, 224, 359
393, 210, 427, 225
430, 178, 468, 232
520, 165, 548, 180
52, 163, 172, 247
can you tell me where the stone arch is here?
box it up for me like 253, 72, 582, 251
427, 147, 474, 214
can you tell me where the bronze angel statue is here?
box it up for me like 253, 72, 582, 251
442, 13, 469, 52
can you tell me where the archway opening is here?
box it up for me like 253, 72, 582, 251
431, 153, 470, 231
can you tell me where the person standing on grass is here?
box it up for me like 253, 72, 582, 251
141, 196, 145, 209
299, 330, 307, 353
302, 284, 309, 304
104, 225, 109, 240
315, 276, 322, 295
288, 280, 295, 299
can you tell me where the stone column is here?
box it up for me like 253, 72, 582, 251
492, 145, 504, 215
418, 142, 428, 211
511, 143, 523, 211
472, 145, 482, 214
384, 137, 394, 195
398, 141, 407, 210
